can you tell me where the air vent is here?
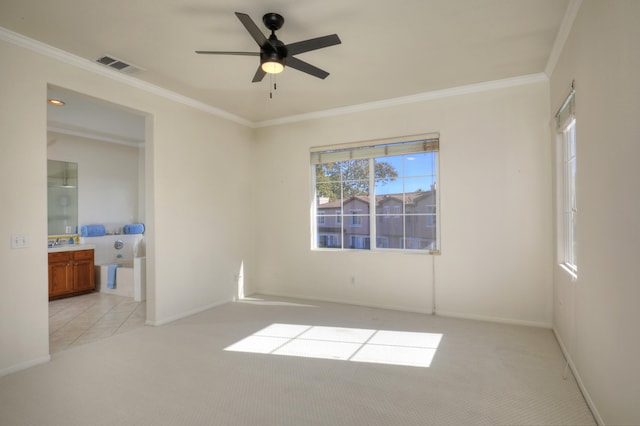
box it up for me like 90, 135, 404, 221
95, 54, 143, 74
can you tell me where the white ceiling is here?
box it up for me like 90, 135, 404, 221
1, 0, 569, 125
47, 86, 146, 146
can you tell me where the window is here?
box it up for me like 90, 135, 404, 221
556, 88, 577, 275
318, 234, 339, 248
350, 210, 363, 226
376, 236, 389, 248
312, 134, 439, 252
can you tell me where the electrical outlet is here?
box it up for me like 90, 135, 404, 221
11, 234, 29, 249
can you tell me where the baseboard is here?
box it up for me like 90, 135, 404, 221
436, 310, 552, 329
0, 355, 51, 377
146, 297, 233, 326
252, 290, 434, 315
553, 327, 604, 425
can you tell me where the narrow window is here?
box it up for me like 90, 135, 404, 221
556, 87, 577, 275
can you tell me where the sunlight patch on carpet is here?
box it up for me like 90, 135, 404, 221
225, 323, 442, 367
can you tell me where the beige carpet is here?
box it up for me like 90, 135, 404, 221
0, 295, 595, 425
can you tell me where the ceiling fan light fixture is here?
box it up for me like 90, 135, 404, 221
261, 60, 284, 74
261, 50, 284, 74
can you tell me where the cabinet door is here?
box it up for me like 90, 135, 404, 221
49, 253, 72, 297
73, 250, 95, 292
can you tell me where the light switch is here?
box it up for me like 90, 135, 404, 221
11, 234, 29, 249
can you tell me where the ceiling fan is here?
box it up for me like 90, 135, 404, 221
196, 12, 341, 82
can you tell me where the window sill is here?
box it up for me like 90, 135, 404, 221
311, 248, 440, 255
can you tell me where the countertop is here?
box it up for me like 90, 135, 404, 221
48, 244, 96, 253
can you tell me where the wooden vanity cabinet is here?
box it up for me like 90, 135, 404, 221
48, 249, 95, 299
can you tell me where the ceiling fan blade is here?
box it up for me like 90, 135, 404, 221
235, 12, 268, 47
286, 34, 341, 56
252, 66, 267, 83
285, 56, 330, 79
195, 51, 259, 56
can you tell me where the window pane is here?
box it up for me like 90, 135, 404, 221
317, 233, 342, 249
315, 162, 342, 207
342, 185, 370, 250
343, 159, 369, 181
570, 160, 576, 210
374, 156, 401, 195
561, 119, 577, 271
404, 152, 436, 177
405, 215, 436, 250
375, 215, 403, 249
569, 123, 576, 157
317, 198, 341, 217
317, 158, 343, 249
404, 177, 435, 197
571, 214, 577, 265
341, 180, 369, 203
373, 153, 438, 250
345, 215, 370, 250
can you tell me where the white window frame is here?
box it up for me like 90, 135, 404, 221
311, 134, 440, 253
556, 87, 577, 277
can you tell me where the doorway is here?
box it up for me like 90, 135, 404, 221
46, 85, 151, 352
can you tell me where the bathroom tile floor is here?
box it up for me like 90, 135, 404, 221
49, 292, 146, 354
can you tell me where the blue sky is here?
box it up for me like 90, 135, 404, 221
375, 153, 437, 195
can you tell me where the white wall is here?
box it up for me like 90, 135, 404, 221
0, 41, 50, 375
0, 37, 254, 375
48, 132, 141, 230
253, 79, 553, 326
550, 1, 640, 424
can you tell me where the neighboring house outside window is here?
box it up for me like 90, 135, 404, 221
311, 135, 439, 252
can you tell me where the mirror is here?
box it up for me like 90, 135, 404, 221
47, 160, 78, 235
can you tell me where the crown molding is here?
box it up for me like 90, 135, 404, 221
2, 25, 550, 130
545, 0, 583, 77
254, 73, 549, 128
0, 26, 252, 128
